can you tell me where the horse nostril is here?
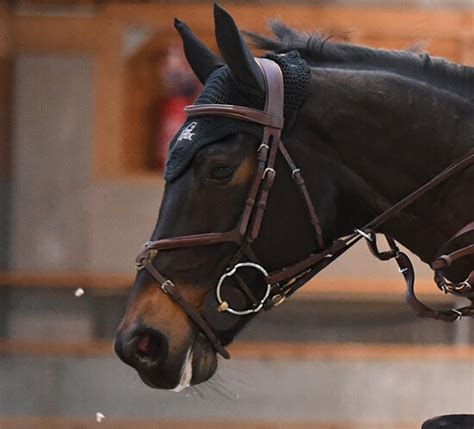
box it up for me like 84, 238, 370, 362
137, 333, 160, 359
115, 327, 169, 370
132, 330, 167, 366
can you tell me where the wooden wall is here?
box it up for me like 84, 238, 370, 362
5, 3, 474, 179
0, 5, 12, 179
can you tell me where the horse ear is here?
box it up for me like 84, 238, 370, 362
174, 18, 223, 84
213, 4, 265, 92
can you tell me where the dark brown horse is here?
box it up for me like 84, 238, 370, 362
114, 5, 473, 411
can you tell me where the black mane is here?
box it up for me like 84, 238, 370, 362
247, 22, 474, 101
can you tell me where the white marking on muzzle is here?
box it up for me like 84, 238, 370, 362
171, 347, 193, 392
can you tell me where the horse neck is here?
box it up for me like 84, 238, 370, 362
298, 67, 474, 264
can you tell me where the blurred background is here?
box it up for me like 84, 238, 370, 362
0, 1, 473, 428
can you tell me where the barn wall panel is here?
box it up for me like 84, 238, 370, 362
9, 55, 93, 271
1, 355, 473, 423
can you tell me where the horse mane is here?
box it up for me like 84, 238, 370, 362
247, 21, 474, 102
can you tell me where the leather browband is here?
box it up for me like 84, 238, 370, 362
184, 104, 284, 129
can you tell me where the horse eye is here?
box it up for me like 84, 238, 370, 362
209, 165, 234, 181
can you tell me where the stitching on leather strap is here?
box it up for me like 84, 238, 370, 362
184, 104, 284, 129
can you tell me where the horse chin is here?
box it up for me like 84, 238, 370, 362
190, 333, 218, 386
138, 369, 180, 390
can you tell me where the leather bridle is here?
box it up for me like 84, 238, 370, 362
136, 57, 474, 359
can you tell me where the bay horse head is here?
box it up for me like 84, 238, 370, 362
115, 5, 335, 390
115, 4, 474, 390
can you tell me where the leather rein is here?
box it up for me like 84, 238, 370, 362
136, 57, 474, 359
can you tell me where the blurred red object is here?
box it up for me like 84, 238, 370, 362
154, 45, 200, 170
155, 96, 190, 170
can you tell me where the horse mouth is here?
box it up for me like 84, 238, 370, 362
138, 333, 218, 390
190, 333, 218, 385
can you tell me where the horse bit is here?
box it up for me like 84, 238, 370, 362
136, 57, 474, 359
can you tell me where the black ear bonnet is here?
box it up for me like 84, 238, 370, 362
164, 51, 311, 181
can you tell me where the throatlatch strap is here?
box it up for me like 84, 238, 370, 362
278, 142, 325, 249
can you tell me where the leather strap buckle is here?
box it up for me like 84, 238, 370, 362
160, 280, 175, 295
135, 248, 158, 271
263, 167, 276, 179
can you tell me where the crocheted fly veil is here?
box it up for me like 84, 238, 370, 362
165, 51, 311, 181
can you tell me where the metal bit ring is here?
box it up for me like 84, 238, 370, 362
216, 262, 271, 316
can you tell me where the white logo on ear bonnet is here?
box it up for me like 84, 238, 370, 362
177, 122, 198, 142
